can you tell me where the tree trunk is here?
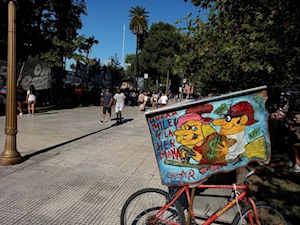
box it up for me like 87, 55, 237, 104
134, 34, 139, 81
53, 66, 63, 106
86, 49, 90, 62
166, 68, 170, 95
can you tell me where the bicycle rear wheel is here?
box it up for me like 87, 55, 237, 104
120, 188, 185, 225
232, 201, 290, 225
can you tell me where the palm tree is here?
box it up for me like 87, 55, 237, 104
129, 5, 149, 80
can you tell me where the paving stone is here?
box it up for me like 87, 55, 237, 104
0, 105, 236, 224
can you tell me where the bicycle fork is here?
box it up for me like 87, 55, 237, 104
246, 197, 261, 225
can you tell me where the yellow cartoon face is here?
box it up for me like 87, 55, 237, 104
212, 114, 248, 135
174, 120, 205, 146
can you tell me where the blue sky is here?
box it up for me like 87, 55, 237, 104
66, 0, 207, 70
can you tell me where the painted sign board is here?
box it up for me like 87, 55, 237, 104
145, 86, 270, 186
17, 57, 52, 90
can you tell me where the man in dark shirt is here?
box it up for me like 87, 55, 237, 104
100, 87, 113, 122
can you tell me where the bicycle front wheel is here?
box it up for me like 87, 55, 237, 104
232, 201, 290, 225
120, 188, 185, 225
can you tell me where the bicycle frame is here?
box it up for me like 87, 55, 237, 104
154, 184, 250, 225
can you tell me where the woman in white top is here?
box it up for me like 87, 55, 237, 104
151, 92, 158, 109
26, 85, 37, 116
159, 93, 168, 107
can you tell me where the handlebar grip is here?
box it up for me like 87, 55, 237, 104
258, 162, 275, 173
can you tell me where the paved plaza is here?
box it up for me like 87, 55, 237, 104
0, 106, 237, 225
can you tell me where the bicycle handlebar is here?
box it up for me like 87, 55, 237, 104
243, 169, 255, 184
257, 162, 276, 172
243, 161, 276, 184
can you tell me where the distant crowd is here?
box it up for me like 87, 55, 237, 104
0, 82, 199, 116
61, 84, 184, 109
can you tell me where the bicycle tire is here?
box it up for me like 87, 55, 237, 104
232, 201, 290, 225
120, 188, 186, 225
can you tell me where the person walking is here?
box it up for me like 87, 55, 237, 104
26, 85, 37, 116
17, 85, 26, 115
75, 85, 83, 106
160, 93, 168, 107
113, 88, 126, 124
131, 91, 137, 106
140, 92, 148, 111
151, 92, 158, 109
137, 91, 144, 111
100, 87, 113, 123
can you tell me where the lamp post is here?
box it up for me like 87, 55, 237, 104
0, 0, 22, 165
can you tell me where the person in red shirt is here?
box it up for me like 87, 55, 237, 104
75, 85, 83, 106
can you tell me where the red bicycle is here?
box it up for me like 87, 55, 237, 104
120, 169, 289, 225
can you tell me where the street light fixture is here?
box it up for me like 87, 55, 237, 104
0, 0, 23, 165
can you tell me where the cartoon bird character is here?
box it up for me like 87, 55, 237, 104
174, 104, 235, 165
174, 104, 215, 164
212, 101, 267, 161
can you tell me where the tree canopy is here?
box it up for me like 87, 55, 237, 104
107, 53, 124, 83
140, 22, 181, 79
0, 0, 98, 69
129, 5, 149, 78
178, 0, 300, 95
72, 35, 99, 65
129, 6, 149, 35
124, 54, 135, 80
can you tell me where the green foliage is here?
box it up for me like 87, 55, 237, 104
107, 53, 124, 82
107, 53, 121, 69
74, 35, 99, 56
128, 5, 150, 78
38, 0, 87, 67
124, 54, 135, 80
180, 0, 300, 95
88, 58, 101, 76
72, 35, 99, 65
70, 63, 76, 71
125, 54, 135, 65
0, 0, 95, 69
40, 37, 75, 67
140, 22, 181, 79
129, 5, 149, 35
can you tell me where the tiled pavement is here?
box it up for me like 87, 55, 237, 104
0, 106, 237, 225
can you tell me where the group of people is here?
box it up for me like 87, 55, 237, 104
17, 85, 37, 116
0, 84, 38, 116
137, 91, 169, 111
61, 84, 103, 107
100, 88, 170, 124
100, 87, 126, 124
268, 91, 300, 173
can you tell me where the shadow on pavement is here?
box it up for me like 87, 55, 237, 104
34, 112, 59, 116
22, 118, 134, 161
249, 168, 300, 224
111, 118, 134, 126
